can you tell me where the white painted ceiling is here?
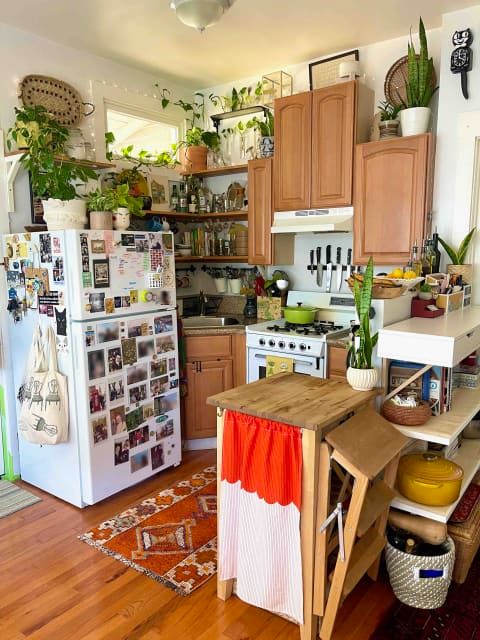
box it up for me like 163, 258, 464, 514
1, 0, 477, 88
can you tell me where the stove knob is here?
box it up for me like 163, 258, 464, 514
268, 339, 276, 347
288, 342, 296, 350
259, 338, 265, 346
278, 340, 285, 349
299, 343, 307, 351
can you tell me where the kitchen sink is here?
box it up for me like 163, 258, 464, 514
182, 316, 240, 328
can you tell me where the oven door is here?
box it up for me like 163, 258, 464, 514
247, 348, 325, 383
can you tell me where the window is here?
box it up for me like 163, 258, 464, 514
106, 106, 179, 158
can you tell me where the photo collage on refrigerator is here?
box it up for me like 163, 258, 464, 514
86, 311, 179, 474
79, 230, 175, 315
4, 232, 68, 352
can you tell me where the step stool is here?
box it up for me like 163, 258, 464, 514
315, 407, 408, 640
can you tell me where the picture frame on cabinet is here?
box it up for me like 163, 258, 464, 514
309, 49, 359, 90
148, 175, 169, 212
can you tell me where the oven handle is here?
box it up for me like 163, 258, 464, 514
253, 354, 319, 367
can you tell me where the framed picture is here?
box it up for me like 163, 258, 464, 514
91, 239, 106, 254
309, 49, 359, 90
148, 175, 169, 212
93, 259, 110, 288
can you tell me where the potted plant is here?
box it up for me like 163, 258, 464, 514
157, 89, 220, 172
8, 106, 97, 230
86, 184, 144, 231
399, 17, 438, 136
8, 105, 48, 149
346, 257, 379, 391
438, 227, 476, 284
377, 101, 402, 139
254, 111, 274, 157
418, 283, 433, 300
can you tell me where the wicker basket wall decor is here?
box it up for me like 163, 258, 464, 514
382, 399, 432, 426
384, 56, 437, 108
19, 75, 95, 126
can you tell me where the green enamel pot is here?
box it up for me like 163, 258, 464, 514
282, 302, 318, 324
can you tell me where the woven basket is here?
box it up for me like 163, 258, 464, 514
382, 399, 432, 426
385, 537, 455, 609
372, 284, 406, 299
447, 264, 473, 285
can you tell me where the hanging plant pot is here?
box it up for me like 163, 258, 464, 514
346, 367, 378, 391
400, 107, 431, 136
42, 198, 87, 230
180, 145, 208, 173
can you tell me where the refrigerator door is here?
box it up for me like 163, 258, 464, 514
65, 230, 176, 320
2, 231, 83, 504
71, 309, 182, 504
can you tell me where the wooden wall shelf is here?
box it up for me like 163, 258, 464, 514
175, 255, 248, 263
179, 164, 248, 178
143, 210, 247, 222
5, 150, 114, 170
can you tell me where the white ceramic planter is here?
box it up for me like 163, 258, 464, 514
42, 198, 87, 230
400, 107, 431, 137
228, 278, 242, 294
89, 210, 113, 230
214, 277, 227, 293
346, 367, 378, 391
418, 291, 433, 300
112, 208, 130, 231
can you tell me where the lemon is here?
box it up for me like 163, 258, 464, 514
392, 268, 404, 278
404, 270, 417, 279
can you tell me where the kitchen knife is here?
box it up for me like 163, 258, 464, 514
316, 246, 323, 287
345, 248, 352, 284
325, 244, 332, 292
336, 247, 343, 291
310, 249, 315, 277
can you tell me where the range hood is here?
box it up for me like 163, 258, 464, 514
271, 207, 353, 234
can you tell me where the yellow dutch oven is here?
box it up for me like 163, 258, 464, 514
397, 453, 464, 506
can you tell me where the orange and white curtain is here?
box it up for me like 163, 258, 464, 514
219, 410, 303, 623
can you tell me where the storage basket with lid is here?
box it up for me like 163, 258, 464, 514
397, 453, 464, 506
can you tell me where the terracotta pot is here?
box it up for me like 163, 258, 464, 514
89, 210, 113, 230
180, 146, 208, 173
346, 367, 378, 391
447, 263, 473, 284
42, 198, 87, 230
400, 107, 431, 136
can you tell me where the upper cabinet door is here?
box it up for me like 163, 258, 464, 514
354, 134, 432, 265
248, 158, 273, 265
311, 82, 356, 208
273, 91, 312, 211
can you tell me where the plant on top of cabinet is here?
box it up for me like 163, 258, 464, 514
156, 88, 220, 173
346, 257, 379, 391
8, 105, 97, 230
399, 17, 438, 137
438, 227, 476, 284
254, 111, 275, 158
377, 100, 402, 139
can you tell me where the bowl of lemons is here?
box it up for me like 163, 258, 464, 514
376, 268, 424, 289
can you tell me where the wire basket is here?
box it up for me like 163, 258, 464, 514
385, 537, 455, 609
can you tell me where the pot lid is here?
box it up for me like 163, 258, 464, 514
399, 453, 464, 482
283, 302, 318, 311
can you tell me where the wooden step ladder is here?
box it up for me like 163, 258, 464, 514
315, 407, 408, 640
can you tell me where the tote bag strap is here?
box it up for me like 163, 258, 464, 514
46, 327, 59, 373
30, 324, 46, 372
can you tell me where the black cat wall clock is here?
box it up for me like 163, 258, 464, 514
451, 28, 473, 99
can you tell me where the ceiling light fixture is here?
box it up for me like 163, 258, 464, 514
170, 0, 236, 32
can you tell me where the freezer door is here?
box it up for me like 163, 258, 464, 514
65, 230, 176, 320
72, 309, 182, 504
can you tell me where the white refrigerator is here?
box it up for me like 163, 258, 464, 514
2, 229, 181, 507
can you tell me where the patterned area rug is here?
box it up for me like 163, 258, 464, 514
79, 466, 217, 595
0, 480, 40, 518
371, 551, 480, 639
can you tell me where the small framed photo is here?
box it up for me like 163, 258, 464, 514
309, 49, 359, 90
93, 259, 110, 288
91, 239, 106, 254
148, 175, 169, 212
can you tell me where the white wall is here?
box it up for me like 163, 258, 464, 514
195, 28, 441, 291
0, 21, 192, 231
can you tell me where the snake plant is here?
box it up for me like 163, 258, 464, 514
438, 228, 476, 264
348, 257, 378, 370
403, 17, 438, 109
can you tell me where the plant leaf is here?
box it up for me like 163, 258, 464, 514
458, 227, 476, 264
438, 236, 459, 264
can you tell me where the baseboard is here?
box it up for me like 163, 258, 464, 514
182, 437, 217, 451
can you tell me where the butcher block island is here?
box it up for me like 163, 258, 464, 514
207, 373, 407, 640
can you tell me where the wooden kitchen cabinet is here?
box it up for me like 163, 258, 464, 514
353, 133, 433, 265
327, 345, 348, 381
248, 158, 293, 266
274, 81, 373, 212
183, 333, 246, 439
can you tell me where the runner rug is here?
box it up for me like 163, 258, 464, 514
79, 466, 217, 595
0, 480, 40, 518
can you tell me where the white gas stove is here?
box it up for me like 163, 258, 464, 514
246, 292, 356, 381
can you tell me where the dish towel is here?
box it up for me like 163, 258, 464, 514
219, 410, 303, 623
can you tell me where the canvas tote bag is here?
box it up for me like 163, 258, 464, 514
18, 326, 69, 444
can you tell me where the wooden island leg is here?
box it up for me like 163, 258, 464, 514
216, 407, 234, 601
300, 428, 321, 640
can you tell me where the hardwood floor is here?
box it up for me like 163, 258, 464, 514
0, 450, 394, 640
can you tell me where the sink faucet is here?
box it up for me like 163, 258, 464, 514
199, 290, 208, 316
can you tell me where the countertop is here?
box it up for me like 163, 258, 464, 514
207, 372, 379, 431
181, 314, 258, 336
